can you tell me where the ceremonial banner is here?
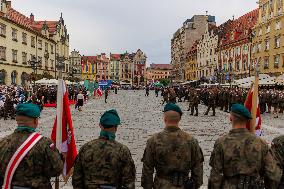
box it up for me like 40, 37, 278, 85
97, 87, 103, 97
51, 79, 77, 179
244, 85, 262, 136
84, 80, 89, 91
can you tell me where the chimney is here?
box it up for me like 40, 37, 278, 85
30, 13, 34, 22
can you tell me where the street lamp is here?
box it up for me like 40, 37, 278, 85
56, 55, 66, 79
28, 55, 41, 86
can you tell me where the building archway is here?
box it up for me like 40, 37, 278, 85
0, 70, 6, 84
11, 70, 18, 85
21, 72, 29, 85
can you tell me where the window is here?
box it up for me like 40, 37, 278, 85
22, 52, 27, 64
0, 46, 6, 60
266, 25, 271, 33
265, 40, 270, 50
38, 40, 42, 50
38, 56, 42, 66
275, 36, 281, 48
31, 36, 35, 47
275, 55, 280, 68
50, 45, 54, 54
0, 23, 6, 37
22, 32, 27, 45
12, 49, 18, 62
264, 57, 269, 69
257, 43, 262, 52
12, 28, 17, 41
45, 42, 48, 52
276, 21, 281, 30
259, 28, 263, 36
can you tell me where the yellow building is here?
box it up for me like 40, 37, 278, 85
81, 56, 97, 81
109, 53, 120, 81
185, 42, 198, 81
252, 0, 284, 76
0, 0, 70, 85
146, 64, 172, 83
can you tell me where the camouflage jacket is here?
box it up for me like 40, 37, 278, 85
271, 135, 284, 189
0, 130, 63, 189
141, 126, 204, 189
208, 128, 281, 189
72, 138, 136, 189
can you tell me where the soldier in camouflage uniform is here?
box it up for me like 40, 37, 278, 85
162, 88, 169, 105
187, 88, 200, 116
204, 88, 217, 116
141, 103, 204, 189
272, 89, 280, 118
271, 135, 284, 189
72, 109, 136, 189
278, 90, 284, 114
169, 88, 177, 104
208, 104, 282, 189
0, 103, 63, 189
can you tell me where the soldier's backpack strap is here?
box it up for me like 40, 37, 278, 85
2, 132, 43, 189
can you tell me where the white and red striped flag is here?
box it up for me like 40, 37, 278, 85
97, 87, 103, 97
51, 79, 78, 180
244, 85, 262, 136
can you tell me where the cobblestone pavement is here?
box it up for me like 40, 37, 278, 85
0, 90, 283, 189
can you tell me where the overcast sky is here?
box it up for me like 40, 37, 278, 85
12, 0, 257, 64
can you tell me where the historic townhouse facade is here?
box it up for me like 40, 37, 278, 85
252, 0, 284, 76
96, 53, 109, 80
146, 64, 172, 83
132, 49, 147, 86
81, 56, 97, 81
218, 9, 258, 81
171, 15, 216, 81
109, 53, 120, 81
185, 42, 198, 81
196, 23, 218, 80
119, 52, 134, 84
69, 49, 82, 80
0, 0, 70, 85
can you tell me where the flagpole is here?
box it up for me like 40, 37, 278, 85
250, 61, 260, 134
55, 56, 64, 189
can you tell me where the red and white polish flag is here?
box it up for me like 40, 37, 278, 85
51, 79, 77, 179
244, 85, 262, 136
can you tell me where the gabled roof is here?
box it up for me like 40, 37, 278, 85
2, 2, 60, 37
220, 8, 258, 46
150, 64, 172, 70
110, 54, 121, 61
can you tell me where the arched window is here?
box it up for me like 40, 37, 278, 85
11, 71, 17, 84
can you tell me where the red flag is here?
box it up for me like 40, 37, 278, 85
51, 80, 77, 179
244, 86, 262, 133
97, 87, 103, 97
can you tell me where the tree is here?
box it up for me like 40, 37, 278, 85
159, 79, 171, 87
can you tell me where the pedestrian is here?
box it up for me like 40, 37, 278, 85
271, 135, 284, 188
145, 85, 150, 97
0, 103, 63, 188
72, 109, 136, 189
77, 91, 84, 111
105, 88, 109, 103
208, 104, 282, 188
141, 103, 204, 189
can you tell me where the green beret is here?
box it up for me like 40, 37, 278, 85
231, 104, 252, 120
100, 109, 121, 128
164, 103, 183, 116
16, 103, 41, 118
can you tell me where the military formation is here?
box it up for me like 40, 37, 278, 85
1, 85, 284, 188
159, 86, 284, 118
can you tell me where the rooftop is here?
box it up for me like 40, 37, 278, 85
150, 64, 172, 70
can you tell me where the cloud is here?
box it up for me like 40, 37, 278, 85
12, 0, 258, 65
